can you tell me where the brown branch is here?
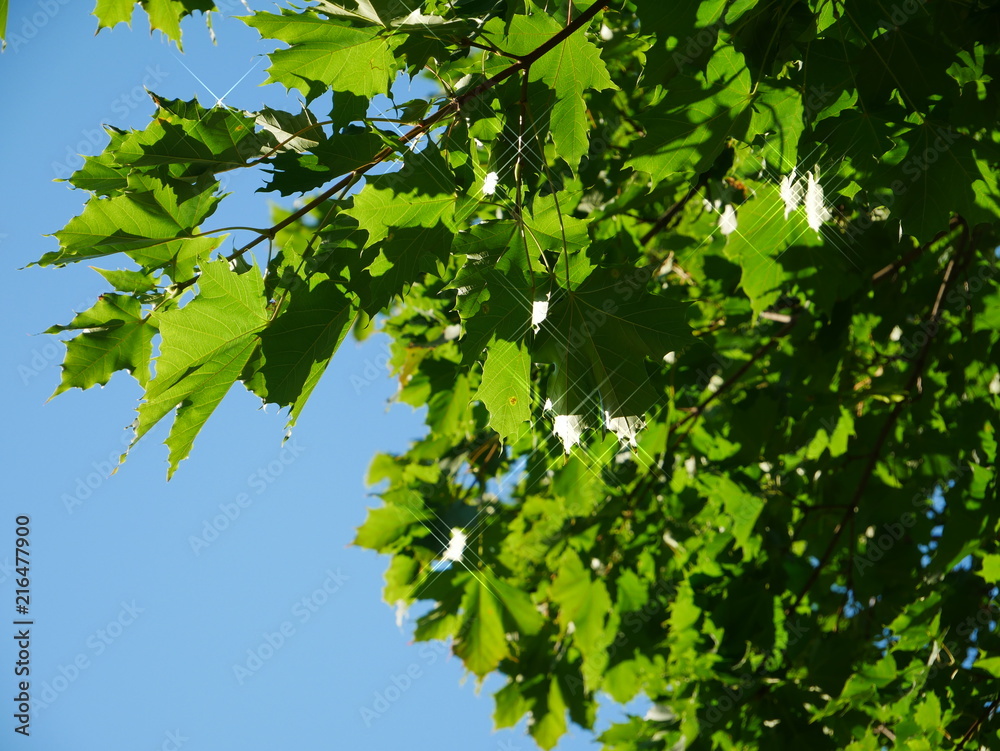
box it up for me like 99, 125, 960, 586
218, 1, 610, 266
955, 694, 999, 750
641, 172, 711, 247
871, 221, 963, 285
666, 317, 797, 453
871, 242, 928, 285
786, 220, 975, 616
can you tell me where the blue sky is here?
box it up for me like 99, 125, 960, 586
0, 4, 632, 749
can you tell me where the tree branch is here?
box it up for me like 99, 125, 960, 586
621, 316, 798, 509
871, 221, 963, 285
220, 1, 610, 266
641, 172, 711, 247
666, 317, 797, 453
786, 220, 975, 616
955, 694, 999, 750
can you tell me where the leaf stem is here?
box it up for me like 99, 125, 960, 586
194, 226, 272, 236
464, 39, 522, 60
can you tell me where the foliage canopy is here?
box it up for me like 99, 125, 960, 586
12, 0, 1000, 748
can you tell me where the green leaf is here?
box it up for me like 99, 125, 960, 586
319, 0, 454, 28
136, 261, 269, 476
41, 173, 223, 281
45, 294, 154, 395
976, 656, 1000, 677
331, 90, 370, 130
453, 574, 509, 677
980, 553, 1000, 583
243, 277, 357, 426
115, 94, 266, 177
806, 405, 856, 460
94, 0, 134, 29
722, 181, 823, 318
253, 106, 325, 154
627, 45, 753, 185
345, 145, 459, 246
534, 265, 694, 423
243, 11, 401, 100
475, 338, 532, 443
879, 124, 1000, 241
812, 109, 893, 168
147, 0, 215, 44
525, 191, 592, 256
363, 224, 454, 311
94, 0, 216, 45
355, 502, 431, 551
914, 691, 941, 732
749, 83, 804, 174
454, 233, 535, 363
702, 474, 763, 555
633, 0, 728, 83
383, 554, 419, 604
263, 130, 385, 195
494, 681, 529, 729
484, 14, 616, 169
490, 573, 544, 636
549, 551, 615, 692
93, 268, 160, 294
65, 128, 131, 195
531, 676, 569, 751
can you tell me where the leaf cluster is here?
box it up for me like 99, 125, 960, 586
26, 0, 1000, 748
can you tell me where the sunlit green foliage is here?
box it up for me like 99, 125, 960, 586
31, 0, 1000, 748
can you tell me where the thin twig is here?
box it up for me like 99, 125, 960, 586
666, 318, 797, 453
640, 172, 710, 246
218, 0, 609, 267
786, 219, 974, 616
464, 39, 522, 60
955, 694, 999, 750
